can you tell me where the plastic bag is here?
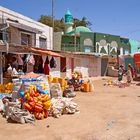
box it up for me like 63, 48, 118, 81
50, 57, 57, 68
50, 83, 62, 98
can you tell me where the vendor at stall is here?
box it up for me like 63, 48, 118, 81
11, 56, 18, 71
16, 54, 23, 71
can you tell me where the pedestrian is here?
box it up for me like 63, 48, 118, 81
126, 65, 133, 83
11, 56, 18, 71
16, 54, 23, 71
128, 64, 135, 79
118, 65, 125, 81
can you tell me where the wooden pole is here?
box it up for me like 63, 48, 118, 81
52, 0, 54, 49
0, 52, 3, 84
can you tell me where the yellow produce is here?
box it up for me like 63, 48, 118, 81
0, 83, 13, 94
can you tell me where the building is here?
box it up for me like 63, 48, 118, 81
60, 10, 132, 56
0, 6, 62, 84
0, 6, 53, 50
53, 10, 139, 78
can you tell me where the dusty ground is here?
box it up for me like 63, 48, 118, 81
1, 77, 140, 140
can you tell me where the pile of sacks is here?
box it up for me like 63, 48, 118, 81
0, 75, 80, 124
49, 97, 79, 118
2, 97, 35, 124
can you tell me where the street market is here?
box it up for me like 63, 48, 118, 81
0, 4, 140, 140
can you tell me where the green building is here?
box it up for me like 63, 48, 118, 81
61, 10, 132, 55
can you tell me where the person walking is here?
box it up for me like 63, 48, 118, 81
126, 65, 133, 83
128, 64, 135, 79
118, 65, 125, 81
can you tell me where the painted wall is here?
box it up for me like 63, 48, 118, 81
80, 32, 94, 52
54, 32, 62, 51
74, 55, 101, 77
95, 32, 120, 55
120, 38, 131, 55
129, 39, 140, 54
61, 35, 80, 52
61, 31, 131, 55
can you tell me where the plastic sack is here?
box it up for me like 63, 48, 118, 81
0, 99, 4, 111
12, 79, 22, 101
50, 83, 62, 98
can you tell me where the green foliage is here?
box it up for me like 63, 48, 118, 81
73, 17, 92, 28
38, 15, 65, 32
38, 15, 92, 32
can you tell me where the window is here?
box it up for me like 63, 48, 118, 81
83, 38, 93, 46
21, 33, 31, 45
39, 37, 47, 48
0, 31, 9, 42
0, 32, 2, 40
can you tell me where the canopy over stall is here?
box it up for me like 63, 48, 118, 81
0, 44, 62, 84
0, 44, 62, 56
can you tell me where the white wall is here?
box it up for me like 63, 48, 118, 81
43, 55, 102, 78
0, 6, 53, 49
74, 55, 101, 77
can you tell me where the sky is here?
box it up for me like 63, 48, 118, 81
0, 0, 140, 40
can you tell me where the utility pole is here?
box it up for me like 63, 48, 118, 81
52, 0, 54, 49
74, 24, 76, 52
0, 13, 5, 84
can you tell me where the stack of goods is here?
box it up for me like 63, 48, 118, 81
81, 80, 94, 92
0, 83, 13, 94
20, 72, 40, 79
0, 72, 80, 123
21, 86, 52, 120
48, 76, 68, 95
68, 71, 83, 91
2, 97, 35, 124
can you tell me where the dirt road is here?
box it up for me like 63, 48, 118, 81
0, 78, 140, 140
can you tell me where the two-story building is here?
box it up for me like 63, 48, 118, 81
0, 6, 53, 50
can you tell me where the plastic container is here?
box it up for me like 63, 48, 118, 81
52, 77, 59, 83
83, 83, 90, 92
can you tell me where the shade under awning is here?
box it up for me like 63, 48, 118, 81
0, 44, 62, 57
30, 47, 62, 57
8, 21, 43, 34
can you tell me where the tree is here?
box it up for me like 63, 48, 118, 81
38, 15, 92, 32
38, 15, 65, 32
73, 17, 92, 29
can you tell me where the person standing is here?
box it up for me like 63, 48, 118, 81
126, 66, 133, 83
11, 56, 18, 71
118, 65, 125, 81
128, 64, 135, 79
16, 54, 23, 71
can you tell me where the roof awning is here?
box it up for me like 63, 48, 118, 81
29, 47, 62, 57
0, 44, 62, 57
8, 21, 42, 34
